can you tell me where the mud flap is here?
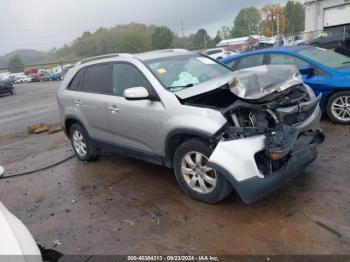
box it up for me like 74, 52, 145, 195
208, 135, 266, 182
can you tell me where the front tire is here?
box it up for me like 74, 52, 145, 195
173, 139, 233, 204
326, 91, 350, 125
69, 123, 100, 161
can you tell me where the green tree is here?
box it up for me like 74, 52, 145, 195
8, 54, 24, 73
231, 7, 260, 37
192, 29, 210, 49
115, 31, 150, 53
152, 26, 174, 49
213, 31, 222, 45
220, 26, 233, 39
284, 1, 305, 35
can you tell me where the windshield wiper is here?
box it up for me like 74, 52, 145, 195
342, 61, 350, 65
167, 83, 194, 91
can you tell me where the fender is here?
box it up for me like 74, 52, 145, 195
164, 128, 214, 167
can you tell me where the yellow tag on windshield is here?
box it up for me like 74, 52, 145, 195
157, 68, 167, 74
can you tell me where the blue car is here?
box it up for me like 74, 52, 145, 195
222, 45, 350, 124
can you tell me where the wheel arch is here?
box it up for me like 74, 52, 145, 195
324, 89, 349, 110
64, 117, 85, 137
164, 129, 213, 168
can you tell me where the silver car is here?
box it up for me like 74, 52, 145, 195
57, 50, 324, 204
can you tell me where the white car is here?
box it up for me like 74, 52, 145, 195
202, 48, 237, 60
15, 76, 31, 84
0, 202, 42, 261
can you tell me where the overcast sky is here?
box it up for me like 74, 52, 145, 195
0, 0, 299, 55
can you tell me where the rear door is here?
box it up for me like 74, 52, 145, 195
106, 62, 166, 156
77, 63, 114, 142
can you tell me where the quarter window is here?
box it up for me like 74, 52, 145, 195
112, 63, 151, 96
83, 64, 110, 94
237, 54, 264, 70
270, 54, 308, 68
68, 69, 85, 91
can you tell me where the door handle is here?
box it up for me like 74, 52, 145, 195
107, 105, 119, 112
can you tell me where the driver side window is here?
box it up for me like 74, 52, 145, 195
112, 63, 152, 97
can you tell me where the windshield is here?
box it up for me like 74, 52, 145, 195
298, 47, 350, 69
144, 54, 232, 92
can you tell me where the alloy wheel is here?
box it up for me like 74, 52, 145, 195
181, 151, 217, 194
331, 95, 350, 122
72, 130, 87, 158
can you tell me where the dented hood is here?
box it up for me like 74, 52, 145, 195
175, 64, 303, 100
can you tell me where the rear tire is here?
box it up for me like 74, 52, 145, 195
326, 91, 350, 125
173, 139, 233, 204
69, 123, 100, 161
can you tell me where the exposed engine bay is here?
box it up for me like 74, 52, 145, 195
178, 65, 324, 179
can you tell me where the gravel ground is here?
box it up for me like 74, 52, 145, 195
0, 82, 349, 256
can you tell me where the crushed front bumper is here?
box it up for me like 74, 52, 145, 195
208, 128, 324, 204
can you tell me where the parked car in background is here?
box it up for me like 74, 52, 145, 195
222, 46, 350, 124
14, 76, 31, 84
301, 26, 350, 50
0, 80, 14, 96
45, 72, 63, 81
57, 50, 323, 204
202, 48, 237, 61
31, 74, 44, 82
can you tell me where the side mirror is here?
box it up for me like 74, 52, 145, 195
123, 87, 150, 100
299, 66, 314, 76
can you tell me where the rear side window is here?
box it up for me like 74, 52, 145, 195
83, 64, 110, 94
68, 69, 85, 91
112, 63, 151, 96
270, 54, 308, 68
237, 54, 264, 70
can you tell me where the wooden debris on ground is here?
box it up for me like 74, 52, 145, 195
27, 123, 63, 135
27, 123, 45, 134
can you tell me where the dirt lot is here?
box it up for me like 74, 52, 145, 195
0, 82, 349, 255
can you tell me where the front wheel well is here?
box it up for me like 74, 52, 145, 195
324, 90, 348, 108
165, 132, 211, 168
64, 118, 83, 137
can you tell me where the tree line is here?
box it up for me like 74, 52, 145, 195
6, 1, 304, 72
220, 1, 304, 38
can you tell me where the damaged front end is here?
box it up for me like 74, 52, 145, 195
181, 65, 325, 203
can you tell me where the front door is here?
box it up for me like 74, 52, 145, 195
106, 63, 167, 156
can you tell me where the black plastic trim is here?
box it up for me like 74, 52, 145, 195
91, 138, 165, 166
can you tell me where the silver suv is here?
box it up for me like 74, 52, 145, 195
57, 50, 324, 204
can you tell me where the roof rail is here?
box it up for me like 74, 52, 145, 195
148, 49, 189, 53
76, 53, 132, 65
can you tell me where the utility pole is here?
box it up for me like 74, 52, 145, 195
181, 20, 185, 49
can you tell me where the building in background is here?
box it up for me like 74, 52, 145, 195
305, 0, 350, 32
